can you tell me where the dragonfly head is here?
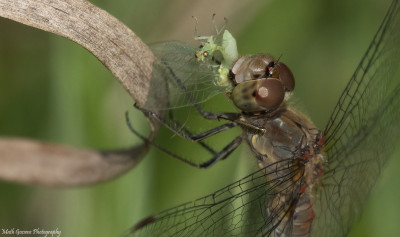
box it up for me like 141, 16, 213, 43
229, 54, 295, 113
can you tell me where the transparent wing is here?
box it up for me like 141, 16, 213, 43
124, 159, 304, 237
313, 0, 400, 236
143, 42, 226, 110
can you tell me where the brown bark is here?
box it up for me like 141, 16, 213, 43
0, 0, 155, 186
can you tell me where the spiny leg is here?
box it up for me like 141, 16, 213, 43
134, 104, 238, 142
160, 108, 235, 155
126, 111, 242, 169
192, 104, 267, 133
197, 136, 242, 168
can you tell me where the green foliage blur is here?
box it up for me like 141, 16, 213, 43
0, 0, 399, 236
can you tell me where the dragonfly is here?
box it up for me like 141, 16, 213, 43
125, 0, 400, 236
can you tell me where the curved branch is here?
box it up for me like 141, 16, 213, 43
0, 0, 154, 103
0, 0, 156, 186
0, 138, 148, 187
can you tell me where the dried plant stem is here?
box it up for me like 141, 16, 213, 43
0, 0, 155, 186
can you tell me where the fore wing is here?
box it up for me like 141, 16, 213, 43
125, 159, 304, 237
142, 42, 226, 110
313, 1, 400, 236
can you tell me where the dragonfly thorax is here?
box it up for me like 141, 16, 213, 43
230, 54, 295, 113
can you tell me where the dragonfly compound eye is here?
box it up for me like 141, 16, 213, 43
276, 62, 295, 91
265, 61, 295, 92
248, 55, 275, 79
232, 54, 276, 84
231, 78, 284, 112
255, 78, 285, 110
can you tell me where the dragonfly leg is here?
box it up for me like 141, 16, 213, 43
179, 122, 238, 141
197, 136, 242, 168
126, 112, 243, 168
136, 103, 266, 134
130, 107, 240, 159
190, 103, 267, 133
134, 104, 239, 141
167, 117, 235, 155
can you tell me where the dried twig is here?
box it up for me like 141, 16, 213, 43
0, 0, 155, 186
0, 138, 147, 186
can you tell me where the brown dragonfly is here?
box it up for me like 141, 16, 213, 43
124, 0, 400, 236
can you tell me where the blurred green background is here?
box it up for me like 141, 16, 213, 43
0, 0, 399, 236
